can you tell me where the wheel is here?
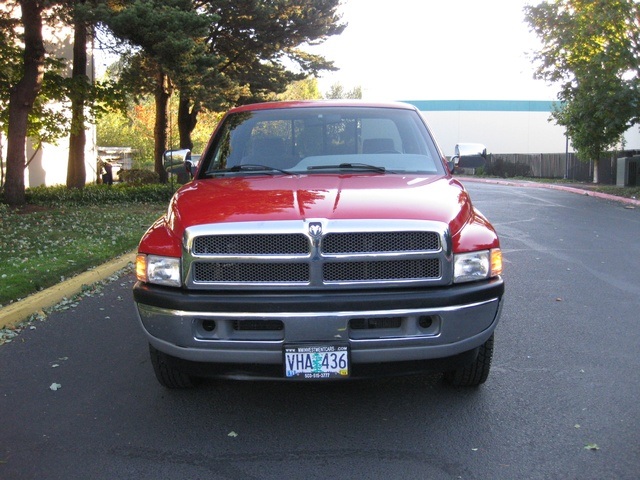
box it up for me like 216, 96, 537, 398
148, 344, 199, 389
443, 334, 494, 387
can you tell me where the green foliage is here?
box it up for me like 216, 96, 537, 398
118, 168, 159, 185
273, 77, 322, 100
172, 0, 345, 147
101, 0, 213, 73
24, 183, 175, 207
553, 73, 636, 163
0, 2, 124, 149
96, 102, 155, 164
93, 0, 346, 176
525, 0, 640, 169
0, 13, 70, 147
189, 110, 223, 152
324, 83, 363, 99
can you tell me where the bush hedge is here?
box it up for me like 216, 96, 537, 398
118, 168, 160, 185
24, 183, 176, 207
484, 156, 532, 178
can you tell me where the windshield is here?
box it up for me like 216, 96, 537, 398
200, 106, 445, 177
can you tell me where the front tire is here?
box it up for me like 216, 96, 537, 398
149, 344, 199, 389
443, 334, 494, 387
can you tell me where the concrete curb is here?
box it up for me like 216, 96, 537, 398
0, 251, 136, 330
460, 177, 640, 207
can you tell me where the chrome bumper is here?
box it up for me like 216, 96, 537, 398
135, 296, 502, 365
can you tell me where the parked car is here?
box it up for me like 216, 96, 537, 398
134, 101, 504, 388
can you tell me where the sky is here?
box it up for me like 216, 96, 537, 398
305, 0, 558, 102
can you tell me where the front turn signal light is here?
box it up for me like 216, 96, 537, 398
490, 248, 503, 277
136, 254, 148, 282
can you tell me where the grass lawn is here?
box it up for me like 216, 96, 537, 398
0, 201, 166, 307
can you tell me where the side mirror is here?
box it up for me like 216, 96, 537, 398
163, 149, 191, 171
451, 143, 487, 172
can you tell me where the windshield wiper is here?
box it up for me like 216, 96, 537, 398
307, 163, 388, 173
208, 164, 293, 176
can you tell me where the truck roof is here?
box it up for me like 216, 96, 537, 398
227, 100, 418, 114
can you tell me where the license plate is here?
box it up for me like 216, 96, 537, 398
284, 344, 349, 379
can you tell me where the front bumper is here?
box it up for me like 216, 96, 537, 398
133, 278, 504, 372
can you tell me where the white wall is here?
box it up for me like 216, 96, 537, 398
409, 100, 640, 157
422, 110, 569, 157
25, 127, 98, 187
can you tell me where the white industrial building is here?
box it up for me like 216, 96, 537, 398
408, 100, 640, 157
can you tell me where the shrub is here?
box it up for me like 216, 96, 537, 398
484, 156, 532, 178
24, 183, 176, 207
119, 168, 159, 185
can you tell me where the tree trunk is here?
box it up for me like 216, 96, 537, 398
593, 159, 599, 184
177, 93, 199, 151
67, 15, 88, 189
154, 70, 171, 183
4, 0, 45, 206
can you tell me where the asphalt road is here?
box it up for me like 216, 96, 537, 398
1, 182, 639, 480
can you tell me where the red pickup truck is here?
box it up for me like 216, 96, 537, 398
133, 101, 504, 388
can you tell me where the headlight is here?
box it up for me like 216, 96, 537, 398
136, 254, 181, 287
454, 249, 502, 283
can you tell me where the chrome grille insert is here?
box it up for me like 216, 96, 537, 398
193, 234, 308, 255
323, 231, 440, 254
323, 259, 441, 282
193, 262, 309, 283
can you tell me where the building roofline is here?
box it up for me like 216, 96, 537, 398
404, 100, 558, 112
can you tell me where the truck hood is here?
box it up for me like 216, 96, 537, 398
167, 174, 474, 237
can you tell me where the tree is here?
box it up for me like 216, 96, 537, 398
2, 1, 102, 201
274, 77, 322, 101
324, 83, 362, 99
98, 0, 215, 182
525, 0, 640, 183
175, 0, 346, 150
66, 0, 90, 189
100, 0, 344, 179
3, 0, 46, 206
65, 0, 124, 190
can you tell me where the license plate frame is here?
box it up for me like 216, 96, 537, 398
283, 344, 350, 379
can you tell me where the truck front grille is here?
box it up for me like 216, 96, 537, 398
185, 220, 451, 290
